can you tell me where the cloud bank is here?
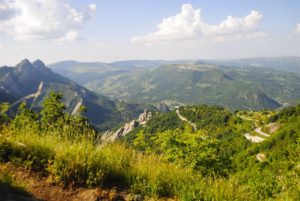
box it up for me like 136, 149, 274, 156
131, 4, 265, 44
0, 0, 96, 41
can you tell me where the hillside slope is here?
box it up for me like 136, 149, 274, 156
0, 99, 299, 200
86, 64, 286, 110
122, 104, 300, 200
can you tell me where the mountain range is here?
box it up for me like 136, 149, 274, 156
1, 58, 300, 200
1, 57, 300, 130
49, 57, 300, 110
0, 59, 152, 130
203, 56, 300, 73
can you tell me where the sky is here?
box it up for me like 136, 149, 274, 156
0, 0, 300, 66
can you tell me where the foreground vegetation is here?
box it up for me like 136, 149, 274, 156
128, 105, 300, 200
0, 92, 299, 200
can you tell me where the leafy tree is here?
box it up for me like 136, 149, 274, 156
0, 103, 9, 126
41, 91, 66, 132
133, 125, 230, 176
63, 105, 96, 141
11, 102, 39, 132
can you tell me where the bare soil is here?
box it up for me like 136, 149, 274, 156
0, 163, 128, 201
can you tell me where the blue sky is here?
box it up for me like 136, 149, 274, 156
0, 0, 299, 65
89, 0, 300, 38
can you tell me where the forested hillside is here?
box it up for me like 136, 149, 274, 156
50, 61, 300, 110
0, 93, 299, 200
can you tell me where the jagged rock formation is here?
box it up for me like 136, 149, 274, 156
137, 108, 152, 125
102, 109, 153, 142
0, 59, 152, 130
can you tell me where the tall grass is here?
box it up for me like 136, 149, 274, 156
0, 126, 254, 200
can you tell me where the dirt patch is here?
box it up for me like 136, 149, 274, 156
0, 163, 128, 201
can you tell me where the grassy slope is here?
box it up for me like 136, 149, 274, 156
0, 105, 299, 200
125, 105, 300, 200
0, 127, 253, 201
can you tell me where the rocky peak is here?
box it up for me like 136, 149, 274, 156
16, 59, 33, 71
18, 58, 31, 65
32, 59, 46, 68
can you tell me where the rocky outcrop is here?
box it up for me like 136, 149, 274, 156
102, 109, 153, 142
137, 108, 152, 125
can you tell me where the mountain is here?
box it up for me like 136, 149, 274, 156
110, 64, 299, 109
203, 57, 300, 73
98, 64, 282, 110
0, 59, 152, 130
49, 59, 300, 110
0, 88, 17, 103
49, 60, 195, 86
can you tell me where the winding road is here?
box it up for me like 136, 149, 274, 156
254, 127, 270, 137
176, 109, 197, 130
244, 133, 265, 143
237, 113, 271, 143
244, 127, 270, 143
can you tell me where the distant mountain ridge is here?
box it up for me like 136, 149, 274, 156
0, 59, 152, 130
49, 58, 300, 110
202, 57, 300, 74
50, 57, 300, 74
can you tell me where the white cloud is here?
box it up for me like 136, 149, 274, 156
202, 10, 263, 36
131, 4, 265, 44
0, 44, 3, 48
296, 23, 300, 34
57, 30, 78, 42
0, 0, 97, 41
89, 3, 97, 12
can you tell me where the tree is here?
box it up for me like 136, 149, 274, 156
133, 125, 231, 176
63, 105, 96, 141
11, 101, 39, 131
41, 91, 66, 132
0, 102, 9, 126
